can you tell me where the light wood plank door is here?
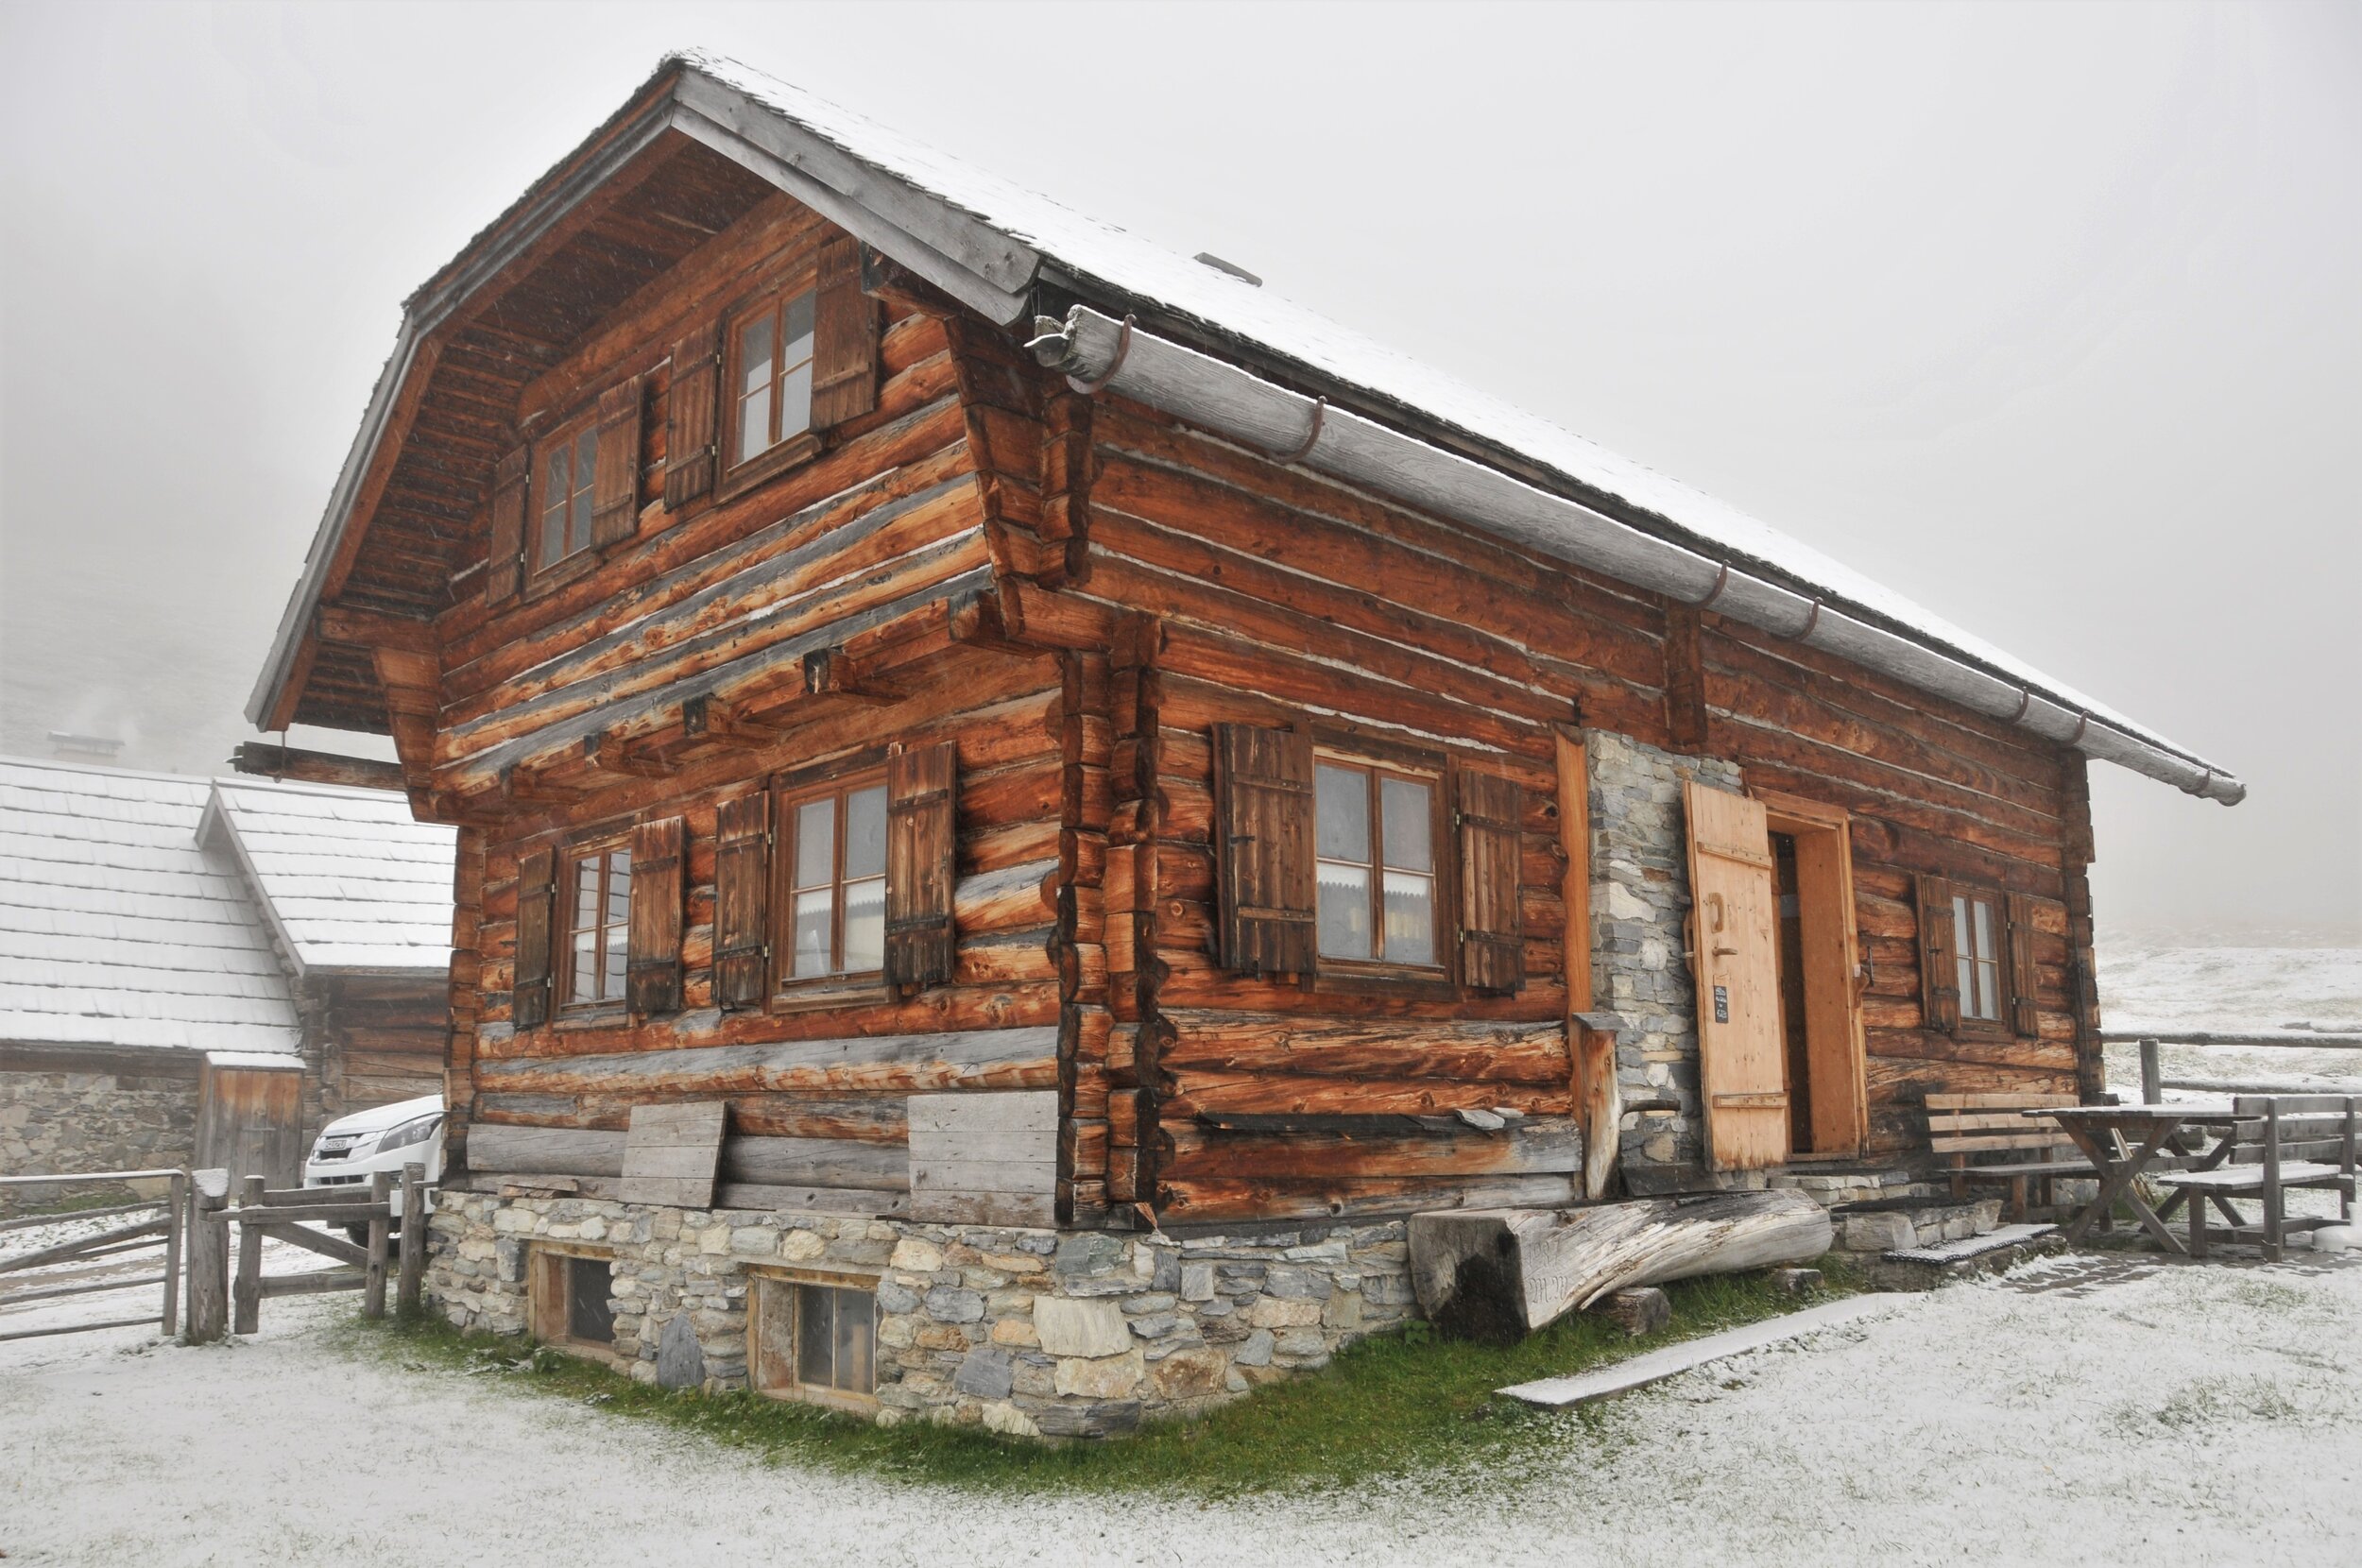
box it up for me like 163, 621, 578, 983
1684, 781, 1788, 1171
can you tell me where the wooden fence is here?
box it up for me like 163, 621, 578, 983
0, 1168, 188, 1343
185, 1164, 428, 1342
2103, 1030, 2362, 1103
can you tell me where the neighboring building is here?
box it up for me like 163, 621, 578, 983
246, 54, 2241, 1431
0, 758, 454, 1210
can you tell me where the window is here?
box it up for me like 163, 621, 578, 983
777, 777, 887, 983
1314, 758, 1439, 968
727, 287, 817, 471
563, 844, 632, 1008
529, 1248, 616, 1353
1951, 889, 2005, 1024
536, 421, 599, 571
751, 1272, 875, 1406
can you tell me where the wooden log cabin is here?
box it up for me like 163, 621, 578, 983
245, 54, 2242, 1426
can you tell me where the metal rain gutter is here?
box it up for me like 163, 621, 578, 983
1028, 305, 2243, 807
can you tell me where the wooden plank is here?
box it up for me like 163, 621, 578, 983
620, 1100, 725, 1207
1500, 1296, 1908, 1407
908, 1090, 1056, 1222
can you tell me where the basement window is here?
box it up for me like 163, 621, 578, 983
750, 1271, 877, 1409
530, 1249, 616, 1353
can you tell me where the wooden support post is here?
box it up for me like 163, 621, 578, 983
232, 1175, 265, 1335
160, 1170, 187, 1334
185, 1169, 229, 1343
2139, 1039, 2162, 1106
396, 1162, 426, 1317
363, 1171, 392, 1321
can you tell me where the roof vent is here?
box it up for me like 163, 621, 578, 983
1193, 252, 1261, 287
48, 731, 123, 762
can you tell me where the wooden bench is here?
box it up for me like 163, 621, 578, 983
1926, 1093, 2096, 1222
2163, 1096, 2356, 1262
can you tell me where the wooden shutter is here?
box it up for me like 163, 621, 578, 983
512, 846, 556, 1031
590, 375, 644, 549
1685, 781, 1787, 1171
885, 741, 958, 989
2005, 891, 2040, 1038
810, 234, 879, 428
626, 816, 685, 1015
1210, 724, 1316, 977
483, 444, 529, 605
712, 792, 771, 1010
663, 323, 722, 511
1457, 768, 1526, 994
1916, 873, 1960, 1034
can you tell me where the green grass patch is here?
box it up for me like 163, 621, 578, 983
343, 1265, 1852, 1497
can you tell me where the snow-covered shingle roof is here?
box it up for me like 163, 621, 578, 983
0, 758, 457, 1055
201, 780, 457, 977
0, 758, 300, 1055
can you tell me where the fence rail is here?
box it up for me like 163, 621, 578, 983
186, 1165, 426, 1342
2099, 1029, 2362, 1104
0, 1168, 187, 1343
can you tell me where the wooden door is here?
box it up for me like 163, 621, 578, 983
1684, 782, 1788, 1171
196, 1057, 305, 1189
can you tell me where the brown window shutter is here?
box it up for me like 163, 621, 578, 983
512, 846, 556, 1030
712, 792, 771, 1010
1210, 723, 1316, 977
2005, 892, 2040, 1038
483, 444, 529, 605
662, 324, 721, 512
626, 816, 686, 1015
809, 234, 879, 429
884, 741, 958, 989
1916, 873, 1960, 1034
590, 375, 645, 549
1458, 768, 1527, 994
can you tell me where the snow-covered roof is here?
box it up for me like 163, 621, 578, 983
0, 758, 300, 1055
250, 49, 2234, 793
200, 778, 457, 977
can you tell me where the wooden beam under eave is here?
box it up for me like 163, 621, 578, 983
317, 603, 436, 655
582, 731, 676, 780
803, 647, 905, 705
228, 742, 405, 793
317, 335, 450, 608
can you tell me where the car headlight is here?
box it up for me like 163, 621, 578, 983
375, 1115, 441, 1154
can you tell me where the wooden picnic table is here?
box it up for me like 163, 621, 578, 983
2027, 1105, 2262, 1254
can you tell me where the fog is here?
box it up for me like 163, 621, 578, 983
2, 1, 2354, 940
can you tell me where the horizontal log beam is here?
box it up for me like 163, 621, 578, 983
228, 742, 406, 793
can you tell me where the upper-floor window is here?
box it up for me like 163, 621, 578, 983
537, 420, 600, 571
1314, 758, 1440, 969
1950, 887, 2005, 1024
777, 775, 887, 983
728, 287, 817, 473
563, 842, 631, 1008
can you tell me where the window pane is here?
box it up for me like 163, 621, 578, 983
1974, 959, 2002, 1021
606, 851, 632, 926
777, 360, 813, 439
831, 1287, 873, 1393
1382, 869, 1435, 965
737, 311, 775, 457
1972, 899, 1996, 964
796, 1283, 832, 1387
795, 798, 836, 890
1315, 764, 1370, 862
573, 429, 598, 491
1379, 777, 1432, 872
782, 291, 815, 364
567, 1257, 614, 1344
842, 877, 884, 973
1317, 861, 1372, 959
570, 929, 597, 1002
792, 889, 834, 979
738, 383, 772, 463
605, 925, 628, 997
574, 861, 602, 929
844, 786, 887, 880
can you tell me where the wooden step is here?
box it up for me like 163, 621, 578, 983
1498, 1295, 1908, 1408
1862, 1222, 2062, 1291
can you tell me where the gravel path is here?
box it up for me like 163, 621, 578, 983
3, 1250, 2356, 1566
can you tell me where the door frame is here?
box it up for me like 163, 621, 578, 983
1753, 790, 1870, 1158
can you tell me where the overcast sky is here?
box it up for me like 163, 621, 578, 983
2, 1, 2354, 940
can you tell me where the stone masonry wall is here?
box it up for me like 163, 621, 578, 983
428, 1192, 1414, 1438
1583, 728, 1746, 1195
0, 1067, 198, 1216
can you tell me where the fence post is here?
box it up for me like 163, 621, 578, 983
160, 1170, 188, 1334
363, 1171, 392, 1321
396, 1162, 426, 1318
232, 1175, 265, 1335
186, 1168, 230, 1343
2139, 1038, 2162, 1105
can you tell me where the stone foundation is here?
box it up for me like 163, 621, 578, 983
0, 1065, 198, 1216
427, 1191, 1415, 1437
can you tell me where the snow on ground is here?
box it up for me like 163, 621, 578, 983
3, 1253, 2357, 1567
2098, 940, 2362, 1095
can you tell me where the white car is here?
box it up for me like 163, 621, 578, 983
303, 1093, 444, 1243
